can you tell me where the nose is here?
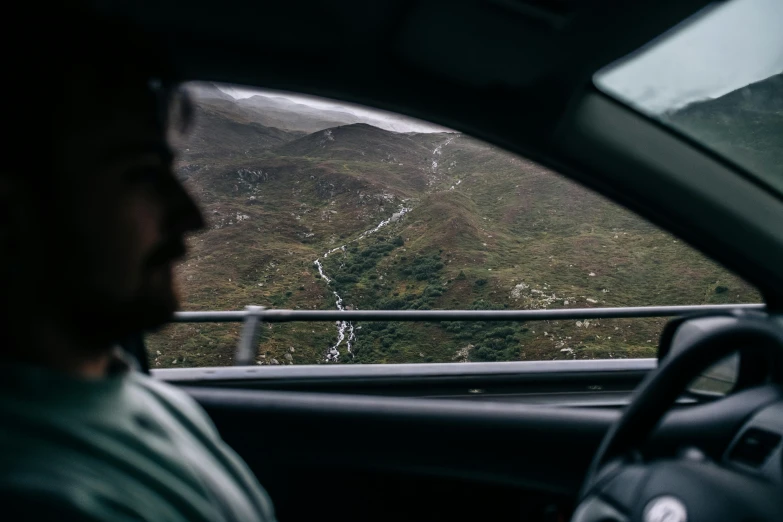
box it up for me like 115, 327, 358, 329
165, 176, 206, 235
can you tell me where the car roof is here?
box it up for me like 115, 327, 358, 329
99, 0, 712, 134
93, 0, 783, 306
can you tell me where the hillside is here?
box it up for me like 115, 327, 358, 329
146, 84, 762, 368
663, 72, 782, 182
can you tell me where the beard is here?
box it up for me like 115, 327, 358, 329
61, 264, 181, 348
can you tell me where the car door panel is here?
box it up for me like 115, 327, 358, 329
183, 384, 782, 522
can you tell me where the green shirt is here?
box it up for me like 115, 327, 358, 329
0, 361, 276, 521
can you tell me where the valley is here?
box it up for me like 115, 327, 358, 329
146, 82, 765, 368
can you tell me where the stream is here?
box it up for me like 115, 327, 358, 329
314, 206, 411, 362
315, 135, 455, 362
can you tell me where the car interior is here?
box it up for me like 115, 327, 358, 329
94, 0, 782, 521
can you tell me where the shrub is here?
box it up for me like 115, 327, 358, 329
486, 327, 514, 338
424, 287, 443, 297
471, 338, 515, 362
378, 297, 406, 309
442, 322, 462, 332
473, 346, 498, 361
336, 274, 358, 284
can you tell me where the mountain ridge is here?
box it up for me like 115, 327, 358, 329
663, 72, 782, 181
147, 81, 764, 368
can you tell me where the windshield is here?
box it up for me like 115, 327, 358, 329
594, 0, 783, 194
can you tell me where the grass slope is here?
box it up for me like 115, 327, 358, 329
147, 92, 762, 369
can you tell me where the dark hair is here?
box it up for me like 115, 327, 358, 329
7, 7, 192, 177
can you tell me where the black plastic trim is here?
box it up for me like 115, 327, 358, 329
185, 384, 783, 496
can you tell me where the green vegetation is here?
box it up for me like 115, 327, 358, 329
146, 84, 765, 368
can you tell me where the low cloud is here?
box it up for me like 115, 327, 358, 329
218, 85, 452, 133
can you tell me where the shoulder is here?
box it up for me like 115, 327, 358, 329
128, 371, 221, 440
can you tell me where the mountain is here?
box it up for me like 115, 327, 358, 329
189, 82, 449, 134
180, 103, 300, 163
175, 83, 307, 167
276, 123, 454, 164
236, 95, 362, 133
664, 73, 783, 181
147, 87, 761, 368
186, 81, 360, 135
188, 82, 237, 102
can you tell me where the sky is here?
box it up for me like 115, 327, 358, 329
596, 0, 783, 114
217, 85, 451, 133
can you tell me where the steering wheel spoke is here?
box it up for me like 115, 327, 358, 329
572, 316, 783, 522
598, 465, 649, 515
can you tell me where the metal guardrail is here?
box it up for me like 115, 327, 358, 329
172, 304, 766, 365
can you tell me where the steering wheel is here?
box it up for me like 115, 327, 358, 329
572, 317, 783, 522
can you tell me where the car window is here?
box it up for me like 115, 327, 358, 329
594, 0, 783, 196
146, 81, 761, 368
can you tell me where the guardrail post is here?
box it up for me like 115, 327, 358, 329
234, 305, 265, 366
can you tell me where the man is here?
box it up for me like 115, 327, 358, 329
0, 10, 276, 521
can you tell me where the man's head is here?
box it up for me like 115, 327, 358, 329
1, 13, 204, 348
